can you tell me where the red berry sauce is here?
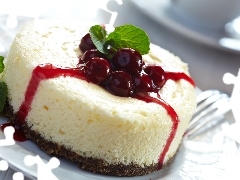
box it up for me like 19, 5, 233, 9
133, 92, 179, 169
18, 64, 86, 122
0, 122, 27, 142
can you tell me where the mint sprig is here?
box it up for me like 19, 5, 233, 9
0, 56, 5, 73
0, 56, 7, 112
0, 81, 7, 113
89, 24, 150, 56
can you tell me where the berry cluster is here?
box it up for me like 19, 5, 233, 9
78, 33, 166, 97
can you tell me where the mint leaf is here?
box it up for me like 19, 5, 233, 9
0, 56, 5, 73
89, 25, 108, 54
0, 81, 7, 113
106, 24, 150, 55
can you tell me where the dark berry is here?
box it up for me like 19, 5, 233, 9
111, 48, 143, 74
85, 57, 111, 84
79, 33, 96, 52
133, 73, 154, 92
106, 71, 134, 97
144, 65, 166, 89
79, 49, 107, 64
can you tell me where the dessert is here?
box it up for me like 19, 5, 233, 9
0, 20, 196, 176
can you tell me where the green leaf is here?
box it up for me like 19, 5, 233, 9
0, 81, 7, 113
89, 25, 108, 54
106, 24, 150, 55
0, 56, 5, 73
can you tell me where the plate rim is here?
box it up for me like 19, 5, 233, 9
130, 0, 240, 53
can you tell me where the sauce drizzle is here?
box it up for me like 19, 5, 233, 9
2, 63, 194, 169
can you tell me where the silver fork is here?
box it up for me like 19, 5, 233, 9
184, 89, 231, 138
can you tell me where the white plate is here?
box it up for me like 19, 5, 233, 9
130, 0, 240, 53
1, 114, 240, 180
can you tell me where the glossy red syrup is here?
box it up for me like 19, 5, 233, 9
0, 122, 27, 142
133, 92, 179, 169
16, 63, 194, 169
18, 64, 86, 123
165, 71, 195, 86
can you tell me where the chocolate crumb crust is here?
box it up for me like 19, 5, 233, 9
2, 102, 176, 177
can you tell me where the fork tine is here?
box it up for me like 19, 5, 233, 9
196, 89, 220, 104
185, 113, 225, 138
185, 90, 231, 138
193, 91, 228, 118
186, 101, 231, 138
189, 96, 230, 128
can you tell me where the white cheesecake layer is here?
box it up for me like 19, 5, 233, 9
2, 20, 196, 167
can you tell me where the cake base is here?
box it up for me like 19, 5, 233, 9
2, 102, 168, 177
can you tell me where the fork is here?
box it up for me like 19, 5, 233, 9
184, 89, 231, 138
